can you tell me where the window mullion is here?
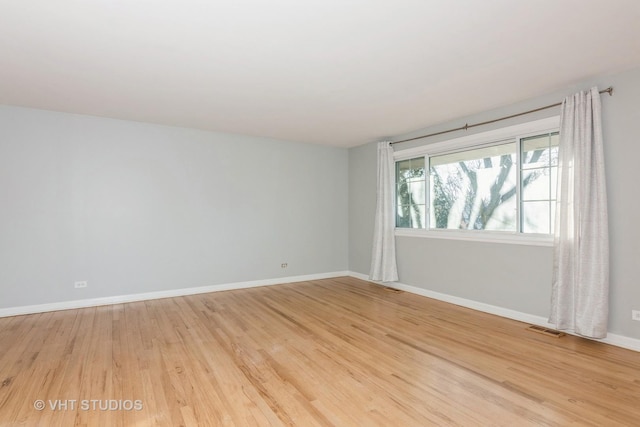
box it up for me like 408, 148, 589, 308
548, 135, 553, 235
425, 155, 430, 230
516, 136, 522, 233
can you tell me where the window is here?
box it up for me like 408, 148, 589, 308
394, 117, 559, 243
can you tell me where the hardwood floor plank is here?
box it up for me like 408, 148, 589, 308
1, 277, 640, 426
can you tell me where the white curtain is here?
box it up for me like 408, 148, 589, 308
550, 87, 609, 338
369, 141, 399, 282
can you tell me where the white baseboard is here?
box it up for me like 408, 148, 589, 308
0, 271, 350, 318
348, 271, 640, 353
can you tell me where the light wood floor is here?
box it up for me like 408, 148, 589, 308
1, 277, 639, 426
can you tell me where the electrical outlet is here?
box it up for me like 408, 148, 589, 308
632, 310, 640, 321
281, 263, 288, 269
74, 281, 88, 289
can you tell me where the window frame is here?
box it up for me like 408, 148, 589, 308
393, 116, 560, 246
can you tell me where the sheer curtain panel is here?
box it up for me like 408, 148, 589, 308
550, 87, 609, 339
369, 141, 399, 282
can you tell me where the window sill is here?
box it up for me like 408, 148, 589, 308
394, 228, 554, 247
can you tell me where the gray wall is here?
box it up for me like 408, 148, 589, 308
349, 66, 640, 340
0, 106, 348, 308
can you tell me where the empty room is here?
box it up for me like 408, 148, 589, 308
2, 1, 640, 425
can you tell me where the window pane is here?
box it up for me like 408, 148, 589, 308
522, 132, 559, 170
397, 158, 425, 182
396, 157, 426, 228
396, 205, 411, 228
396, 204, 425, 228
411, 205, 426, 228
430, 143, 517, 231
522, 169, 551, 201
522, 201, 551, 234
409, 181, 425, 204
396, 159, 412, 182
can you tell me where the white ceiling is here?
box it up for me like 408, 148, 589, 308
2, 1, 640, 148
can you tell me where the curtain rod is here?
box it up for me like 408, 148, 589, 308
390, 86, 614, 145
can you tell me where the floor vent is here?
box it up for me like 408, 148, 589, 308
383, 287, 403, 294
527, 325, 565, 338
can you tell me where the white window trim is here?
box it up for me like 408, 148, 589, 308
395, 228, 553, 246
394, 116, 559, 246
